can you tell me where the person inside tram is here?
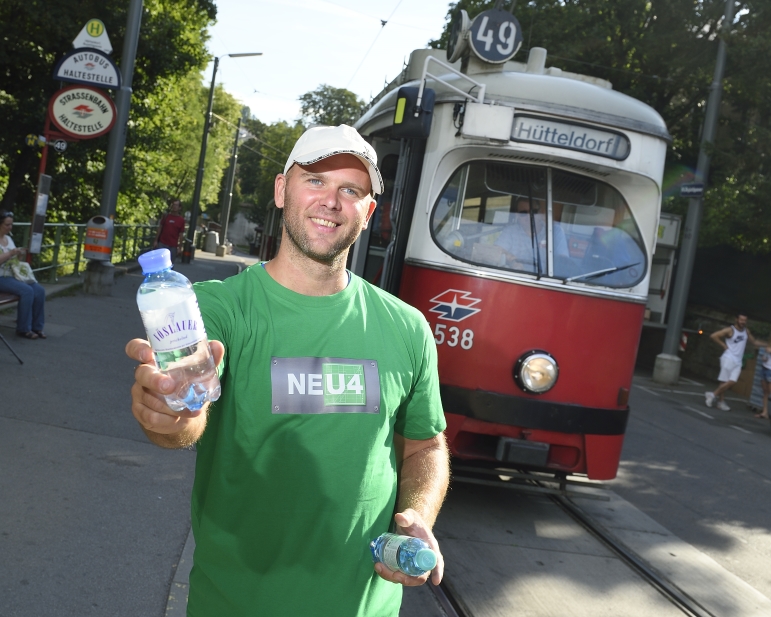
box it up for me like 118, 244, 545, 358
495, 196, 569, 273
577, 220, 645, 285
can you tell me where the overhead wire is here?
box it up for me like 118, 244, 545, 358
346, 0, 405, 89
210, 112, 288, 169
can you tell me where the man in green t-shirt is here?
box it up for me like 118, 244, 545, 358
126, 125, 450, 616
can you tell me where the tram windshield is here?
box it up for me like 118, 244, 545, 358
430, 161, 647, 288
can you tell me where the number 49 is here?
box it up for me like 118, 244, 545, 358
475, 15, 517, 55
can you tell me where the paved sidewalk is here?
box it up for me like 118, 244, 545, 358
0, 250, 257, 617
632, 369, 768, 433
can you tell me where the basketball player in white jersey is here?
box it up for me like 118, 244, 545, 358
705, 314, 766, 411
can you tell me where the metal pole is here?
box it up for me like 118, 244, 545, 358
181, 52, 261, 262
217, 116, 242, 256
182, 56, 219, 263
100, 0, 143, 218
653, 0, 735, 384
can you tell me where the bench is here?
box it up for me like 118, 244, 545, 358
0, 292, 19, 308
0, 292, 23, 364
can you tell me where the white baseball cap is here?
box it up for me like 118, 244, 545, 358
283, 125, 384, 196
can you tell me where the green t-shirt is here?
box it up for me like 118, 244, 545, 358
189, 265, 446, 617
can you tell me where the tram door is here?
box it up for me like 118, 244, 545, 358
350, 138, 426, 294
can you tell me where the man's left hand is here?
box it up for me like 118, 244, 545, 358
373, 508, 444, 587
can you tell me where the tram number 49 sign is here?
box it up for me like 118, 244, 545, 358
433, 323, 474, 350
469, 9, 523, 64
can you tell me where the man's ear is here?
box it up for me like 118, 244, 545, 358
361, 199, 377, 230
274, 173, 287, 209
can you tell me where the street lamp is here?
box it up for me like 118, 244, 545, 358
216, 116, 243, 257
181, 52, 262, 263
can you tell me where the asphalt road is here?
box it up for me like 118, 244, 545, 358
614, 374, 771, 600
0, 254, 245, 617
3, 257, 770, 616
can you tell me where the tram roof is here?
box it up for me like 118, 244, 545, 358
357, 50, 671, 142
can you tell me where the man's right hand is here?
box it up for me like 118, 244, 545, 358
125, 338, 225, 445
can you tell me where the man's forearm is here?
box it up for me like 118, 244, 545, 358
396, 435, 450, 528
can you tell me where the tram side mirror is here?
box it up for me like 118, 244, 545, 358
391, 86, 435, 140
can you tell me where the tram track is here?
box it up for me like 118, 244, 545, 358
552, 494, 717, 617
428, 580, 470, 617
439, 465, 718, 617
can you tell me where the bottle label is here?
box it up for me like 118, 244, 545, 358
381, 535, 402, 571
140, 295, 206, 352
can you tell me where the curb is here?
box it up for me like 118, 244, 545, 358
165, 529, 195, 616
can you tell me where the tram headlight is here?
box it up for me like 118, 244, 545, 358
514, 350, 559, 394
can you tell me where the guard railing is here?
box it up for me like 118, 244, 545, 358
11, 222, 157, 282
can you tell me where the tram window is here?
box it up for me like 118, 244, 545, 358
553, 169, 646, 286
430, 162, 647, 287
369, 154, 399, 249
363, 154, 399, 285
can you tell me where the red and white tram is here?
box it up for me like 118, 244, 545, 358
350, 9, 669, 480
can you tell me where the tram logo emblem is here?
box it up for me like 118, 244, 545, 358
72, 104, 94, 119
428, 290, 481, 322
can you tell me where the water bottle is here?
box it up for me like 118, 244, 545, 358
136, 249, 221, 412
370, 533, 437, 577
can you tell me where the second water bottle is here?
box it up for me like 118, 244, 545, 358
370, 533, 437, 577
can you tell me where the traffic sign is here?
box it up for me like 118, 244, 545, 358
53, 48, 121, 90
25, 134, 46, 147
48, 85, 116, 139
468, 9, 523, 64
72, 19, 113, 55
53, 140, 68, 153
680, 183, 704, 198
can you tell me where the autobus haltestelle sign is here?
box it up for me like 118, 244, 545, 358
48, 85, 116, 139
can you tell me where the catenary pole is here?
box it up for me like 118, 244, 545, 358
100, 0, 143, 217
182, 56, 219, 263
653, 0, 735, 384
182, 52, 261, 263
217, 116, 242, 256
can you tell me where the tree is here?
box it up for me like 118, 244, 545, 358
0, 0, 225, 225
236, 120, 304, 225
299, 84, 366, 127
430, 1, 771, 254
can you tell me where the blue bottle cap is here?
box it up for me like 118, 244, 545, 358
138, 248, 172, 274
415, 548, 437, 572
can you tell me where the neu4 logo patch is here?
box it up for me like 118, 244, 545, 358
286, 363, 367, 406
428, 289, 481, 322
271, 357, 381, 415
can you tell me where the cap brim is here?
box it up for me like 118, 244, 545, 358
292, 149, 384, 196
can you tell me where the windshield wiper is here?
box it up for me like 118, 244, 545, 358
565, 262, 641, 283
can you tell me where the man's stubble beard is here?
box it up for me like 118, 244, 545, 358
281, 192, 366, 266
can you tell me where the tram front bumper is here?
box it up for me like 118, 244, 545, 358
496, 436, 550, 467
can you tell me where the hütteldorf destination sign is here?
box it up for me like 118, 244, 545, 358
48, 85, 116, 139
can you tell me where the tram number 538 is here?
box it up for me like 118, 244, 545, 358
433, 323, 474, 350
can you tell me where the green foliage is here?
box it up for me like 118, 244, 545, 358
236, 119, 304, 225
0, 0, 230, 226
431, 1, 771, 254
299, 84, 366, 127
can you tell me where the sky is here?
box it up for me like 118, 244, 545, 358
204, 0, 454, 125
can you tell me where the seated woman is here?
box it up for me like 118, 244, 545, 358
0, 211, 46, 339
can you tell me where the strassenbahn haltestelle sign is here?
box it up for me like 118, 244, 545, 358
48, 85, 116, 139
